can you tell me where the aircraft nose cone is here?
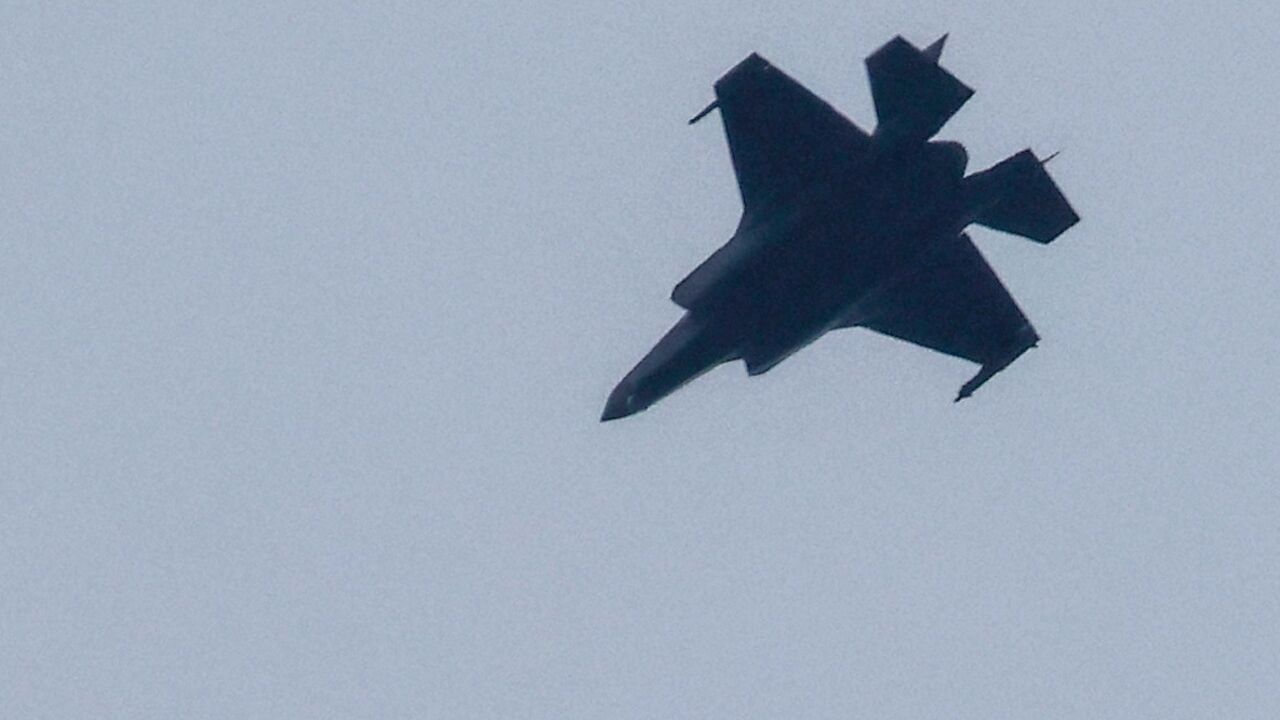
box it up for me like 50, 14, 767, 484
600, 383, 640, 422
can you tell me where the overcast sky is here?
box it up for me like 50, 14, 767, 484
2, 2, 1277, 718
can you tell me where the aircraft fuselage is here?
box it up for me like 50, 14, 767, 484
602, 140, 969, 421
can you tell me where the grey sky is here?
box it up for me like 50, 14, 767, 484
2, 2, 1277, 718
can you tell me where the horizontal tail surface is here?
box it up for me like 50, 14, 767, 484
965, 150, 1079, 243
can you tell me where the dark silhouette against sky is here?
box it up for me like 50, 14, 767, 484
1, 3, 1276, 719
604, 36, 1078, 421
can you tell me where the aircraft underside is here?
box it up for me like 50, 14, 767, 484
602, 35, 1079, 421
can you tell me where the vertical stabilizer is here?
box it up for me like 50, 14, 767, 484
866, 36, 972, 144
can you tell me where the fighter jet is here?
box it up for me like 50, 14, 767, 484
602, 35, 1078, 421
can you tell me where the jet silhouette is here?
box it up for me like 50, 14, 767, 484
603, 35, 1079, 421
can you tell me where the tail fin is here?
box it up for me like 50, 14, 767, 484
866, 36, 972, 144
964, 150, 1079, 244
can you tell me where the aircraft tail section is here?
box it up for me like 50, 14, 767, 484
866, 35, 972, 144
965, 150, 1079, 243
